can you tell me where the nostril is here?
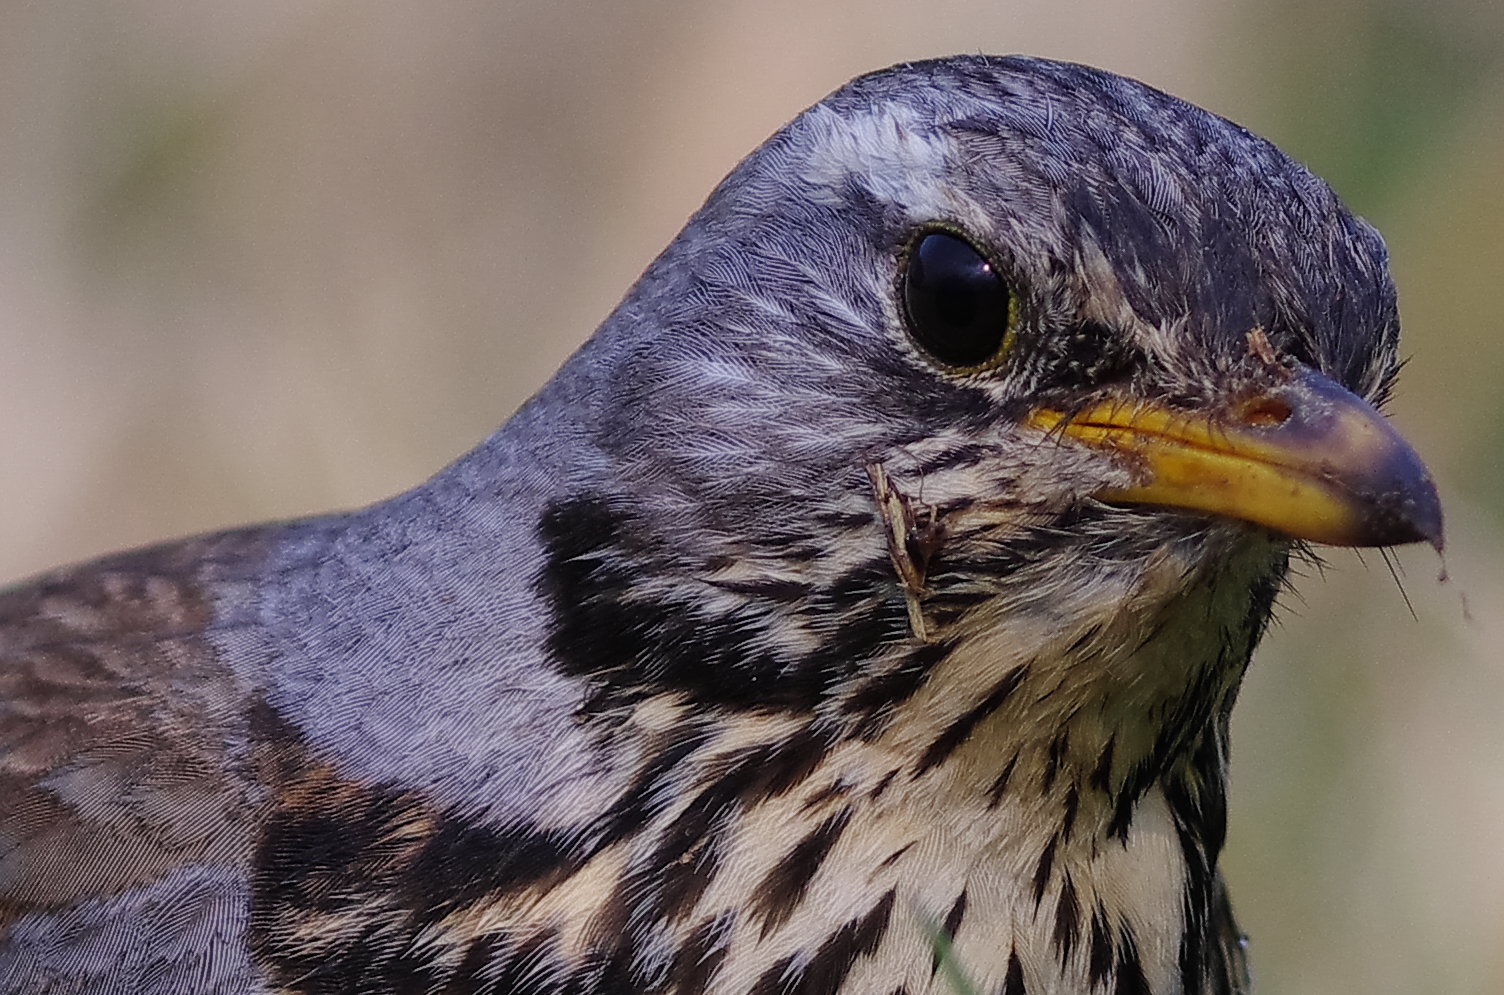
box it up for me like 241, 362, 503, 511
1239, 396, 1293, 428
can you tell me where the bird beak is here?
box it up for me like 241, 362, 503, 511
1029, 365, 1443, 549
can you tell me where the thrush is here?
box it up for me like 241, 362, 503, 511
0, 55, 1441, 995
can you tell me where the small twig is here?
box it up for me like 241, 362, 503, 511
866, 461, 945, 642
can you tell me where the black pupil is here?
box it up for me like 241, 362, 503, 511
903, 231, 1011, 366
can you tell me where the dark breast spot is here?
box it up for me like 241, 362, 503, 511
1115, 924, 1153, 995
916, 665, 1028, 775
750, 807, 854, 936
747, 890, 895, 995
1003, 950, 1027, 995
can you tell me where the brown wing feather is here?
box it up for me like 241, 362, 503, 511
0, 535, 270, 932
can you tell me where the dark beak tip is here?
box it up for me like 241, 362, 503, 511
1409, 479, 1446, 554
1366, 466, 1444, 552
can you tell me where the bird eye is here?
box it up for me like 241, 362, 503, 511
902, 230, 1015, 368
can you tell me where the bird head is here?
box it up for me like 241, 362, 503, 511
528, 56, 1439, 744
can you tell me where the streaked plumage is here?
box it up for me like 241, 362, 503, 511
0, 56, 1439, 994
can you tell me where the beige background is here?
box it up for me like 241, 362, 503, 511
3, 2, 1502, 991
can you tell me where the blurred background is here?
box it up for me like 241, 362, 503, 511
2, 1, 1500, 991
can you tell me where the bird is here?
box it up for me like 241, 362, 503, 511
0, 54, 1441, 995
